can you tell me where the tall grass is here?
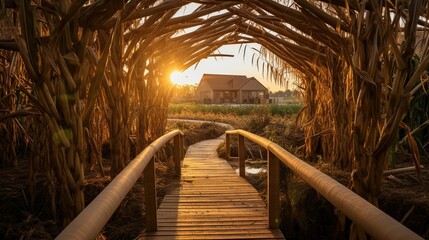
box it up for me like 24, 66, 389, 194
169, 103, 303, 117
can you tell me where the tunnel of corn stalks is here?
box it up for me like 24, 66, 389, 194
0, 0, 428, 239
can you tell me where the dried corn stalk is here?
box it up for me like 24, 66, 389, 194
0, 1, 428, 238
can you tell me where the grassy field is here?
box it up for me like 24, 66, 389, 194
168, 103, 303, 117
168, 103, 302, 131
168, 103, 304, 155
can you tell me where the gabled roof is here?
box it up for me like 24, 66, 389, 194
198, 74, 267, 91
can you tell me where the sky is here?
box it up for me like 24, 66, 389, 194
173, 43, 291, 92
169, 3, 292, 93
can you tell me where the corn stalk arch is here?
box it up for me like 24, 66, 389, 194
0, 1, 428, 239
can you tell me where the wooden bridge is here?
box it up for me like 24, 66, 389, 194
56, 129, 423, 240
139, 138, 285, 239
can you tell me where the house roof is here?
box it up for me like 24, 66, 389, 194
198, 74, 267, 91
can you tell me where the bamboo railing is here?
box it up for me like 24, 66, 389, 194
56, 130, 184, 240
225, 129, 423, 240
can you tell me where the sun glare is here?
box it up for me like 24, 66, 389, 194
170, 70, 186, 85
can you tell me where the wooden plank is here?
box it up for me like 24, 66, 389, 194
141, 230, 285, 239
163, 196, 262, 200
180, 171, 238, 174
180, 175, 245, 178
159, 203, 266, 208
179, 179, 248, 183
139, 138, 285, 239
157, 225, 268, 231
158, 209, 268, 218
174, 186, 256, 189
162, 193, 261, 197
179, 176, 247, 179
157, 213, 268, 218
161, 198, 262, 202
158, 208, 267, 213
176, 187, 252, 189
159, 204, 266, 209
140, 234, 284, 240
159, 201, 264, 205
157, 214, 268, 219
157, 216, 269, 223
175, 186, 254, 189
144, 229, 283, 236
182, 167, 233, 169
167, 190, 259, 194
164, 193, 262, 197
180, 173, 235, 175
158, 211, 268, 216
160, 199, 263, 203
179, 182, 251, 185
158, 221, 267, 227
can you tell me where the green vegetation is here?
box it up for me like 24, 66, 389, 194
169, 103, 303, 117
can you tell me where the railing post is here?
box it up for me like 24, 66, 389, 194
225, 133, 231, 161
174, 134, 181, 176
179, 133, 184, 160
268, 151, 280, 229
238, 135, 245, 177
144, 157, 157, 231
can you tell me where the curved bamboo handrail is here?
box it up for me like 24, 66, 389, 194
225, 129, 423, 240
56, 130, 184, 240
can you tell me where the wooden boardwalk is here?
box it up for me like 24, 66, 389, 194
139, 138, 285, 239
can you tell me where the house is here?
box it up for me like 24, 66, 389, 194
195, 74, 269, 104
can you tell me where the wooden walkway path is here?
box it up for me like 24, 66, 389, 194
139, 137, 285, 239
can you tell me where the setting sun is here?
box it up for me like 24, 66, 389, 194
170, 70, 186, 85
